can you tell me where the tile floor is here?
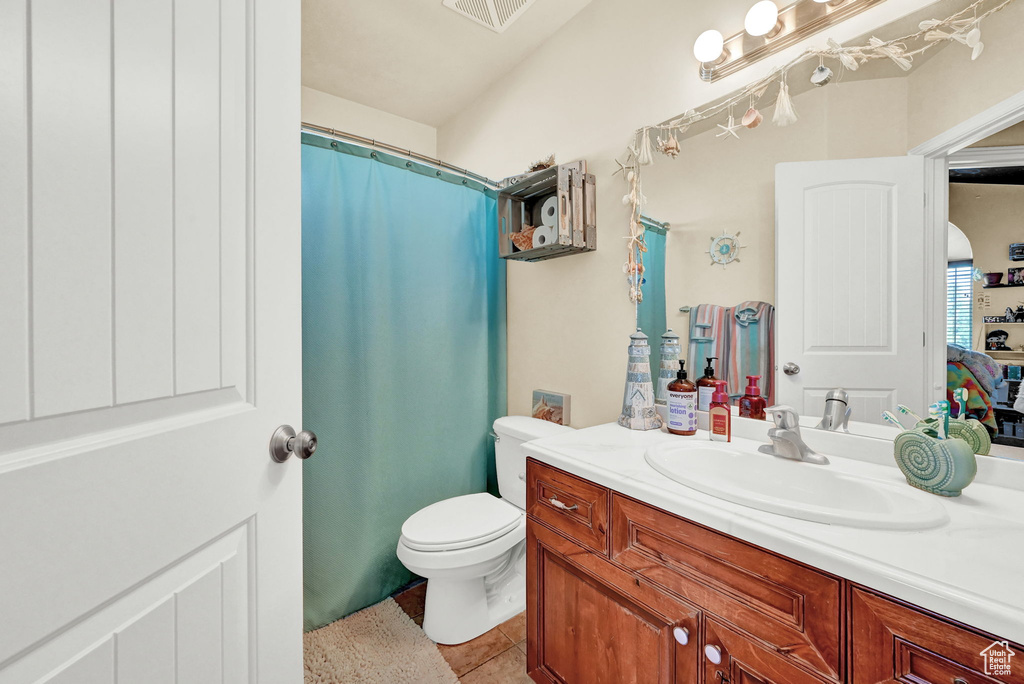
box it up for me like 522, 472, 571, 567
393, 581, 531, 683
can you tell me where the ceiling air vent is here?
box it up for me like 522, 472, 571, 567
442, 0, 538, 33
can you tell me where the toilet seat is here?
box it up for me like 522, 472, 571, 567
400, 493, 522, 552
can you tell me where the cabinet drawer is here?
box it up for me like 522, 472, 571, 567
526, 459, 609, 555
527, 518, 700, 684
704, 618, 832, 684
850, 587, 1024, 684
611, 494, 842, 680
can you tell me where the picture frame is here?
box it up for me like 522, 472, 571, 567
532, 390, 570, 426
1009, 267, 1024, 285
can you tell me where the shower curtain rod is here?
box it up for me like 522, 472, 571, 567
301, 122, 500, 190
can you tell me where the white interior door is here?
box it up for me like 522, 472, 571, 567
0, 1, 302, 682
776, 156, 927, 424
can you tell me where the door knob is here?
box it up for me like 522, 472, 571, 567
783, 362, 801, 375
270, 425, 318, 463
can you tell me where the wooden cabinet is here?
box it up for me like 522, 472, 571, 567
526, 517, 700, 683
526, 459, 1023, 684
526, 459, 610, 555
611, 494, 842, 679
850, 587, 1024, 684
703, 618, 832, 684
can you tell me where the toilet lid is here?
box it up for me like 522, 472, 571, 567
401, 493, 522, 552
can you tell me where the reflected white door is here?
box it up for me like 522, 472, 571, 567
0, 1, 302, 683
775, 156, 927, 424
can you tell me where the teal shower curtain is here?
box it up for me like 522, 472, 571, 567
301, 133, 506, 631
637, 219, 667, 372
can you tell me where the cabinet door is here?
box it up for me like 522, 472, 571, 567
527, 518, 700, 684
611, 494, 842, 679
850, 587, 1024, 684
702, 618, 832, 684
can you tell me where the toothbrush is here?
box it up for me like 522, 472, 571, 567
896, 404, 924, 424
881, 411, 907, 430
953, 388, 968, 420
928, 403, 947, 439
938, 400, 950, 437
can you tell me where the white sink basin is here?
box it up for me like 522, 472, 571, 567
645, 442, 949, 530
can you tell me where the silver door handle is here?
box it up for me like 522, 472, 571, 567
783, 362, 800, 375
270, 425, 318, 463
549, 496, 578, 512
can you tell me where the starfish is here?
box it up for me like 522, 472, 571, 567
716, 115, 741, 140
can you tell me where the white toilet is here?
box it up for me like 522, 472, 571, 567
396, 416, 573, 645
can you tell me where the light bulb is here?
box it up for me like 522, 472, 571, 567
745, 1, 779, 37
693, 29, 725, 63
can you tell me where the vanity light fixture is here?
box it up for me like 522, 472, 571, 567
693, 29, 728, 80
694, 0, 885, 82
744, 1, 782, 38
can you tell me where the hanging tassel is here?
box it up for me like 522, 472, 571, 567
772, 78, 798, 127
636, 129, 654, 166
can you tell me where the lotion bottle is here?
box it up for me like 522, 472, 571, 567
667, 361, 697, 436
738, 375, 767, 420
697, 357, 719, 412
709, 381, 731, 442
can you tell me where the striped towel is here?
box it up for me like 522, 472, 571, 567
688, 304, 730, 386
727, 302, 775, 405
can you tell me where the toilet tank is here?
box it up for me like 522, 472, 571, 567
493, 416, 574, 509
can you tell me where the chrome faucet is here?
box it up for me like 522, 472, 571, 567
816, 388, 851, 432
758, 405, 830, 465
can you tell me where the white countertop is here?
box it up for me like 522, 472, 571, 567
524, 421, 1024, 643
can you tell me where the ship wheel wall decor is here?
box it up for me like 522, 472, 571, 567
707, 231, 743, 268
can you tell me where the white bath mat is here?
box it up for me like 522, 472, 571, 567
304, 597, 459, 684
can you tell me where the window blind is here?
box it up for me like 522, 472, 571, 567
947, 260, 973, 348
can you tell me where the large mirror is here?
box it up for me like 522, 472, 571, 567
639, 4, 1024, 457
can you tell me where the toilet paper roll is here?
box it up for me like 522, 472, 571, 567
531, 195, 559, 228
532, 224, 558, 249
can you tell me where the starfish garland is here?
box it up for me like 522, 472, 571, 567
716, 114, 742, 140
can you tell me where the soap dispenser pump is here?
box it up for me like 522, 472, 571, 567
697, 357, 719, 412
709, 381, 732, 442
667, 360, 697, 436
738, 375, 767, 420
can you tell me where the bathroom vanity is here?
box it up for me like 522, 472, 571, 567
523, 423, 1024, 684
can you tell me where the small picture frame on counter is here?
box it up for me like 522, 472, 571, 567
532, 390, 570, 426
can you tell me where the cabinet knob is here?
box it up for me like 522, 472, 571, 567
704, 644, 723, 665
672, 626, 689, 645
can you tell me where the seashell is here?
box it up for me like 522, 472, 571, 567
916, 418, 990, 455
810, 64, 833, 87
965, 27, 981, 48
893, 429, 977, 497
510, 226, 536, 251
972, 41, 984, 60
622, 194, 633, 206
741, 107, 763, 128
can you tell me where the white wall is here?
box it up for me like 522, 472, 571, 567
302, 86, 437, 156
436, 0, 1024, 429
